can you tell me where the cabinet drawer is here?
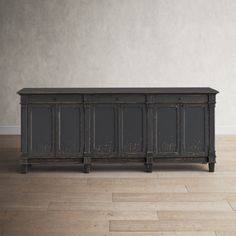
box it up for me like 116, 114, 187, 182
26, 95, 83, 103
84, 94, 145, 103
153, 95, 208, 104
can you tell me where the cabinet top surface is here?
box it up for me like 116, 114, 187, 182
18, 87, 219, 95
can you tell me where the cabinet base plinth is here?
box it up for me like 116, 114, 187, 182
209, 163, 215, 172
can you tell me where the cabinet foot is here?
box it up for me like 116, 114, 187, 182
84, 164, 91, 173
209, 163, 215, 172
145, 163, 153, 173
21, 164, 28, 174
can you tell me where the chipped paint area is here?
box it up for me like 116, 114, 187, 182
124, 143, 142, 152
160, 142, 177, 152
95, 144, 114, 153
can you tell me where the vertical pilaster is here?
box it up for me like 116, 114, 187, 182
83, 95, 91, 173
20, 96, 29, 173
208, 94, 216, 172
145, 95, 154, 172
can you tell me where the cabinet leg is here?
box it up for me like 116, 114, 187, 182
145, 163, 153, 173
209, 163, 215, 172
21, 164, 28, 174
84, 164, 91, 173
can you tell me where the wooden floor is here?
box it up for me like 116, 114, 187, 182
0, 136, 236, 236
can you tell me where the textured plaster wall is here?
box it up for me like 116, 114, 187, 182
0, 0, 236, 134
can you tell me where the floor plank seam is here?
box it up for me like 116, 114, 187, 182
46, 201, 51, 212
109, 219, 111, 232
185, 185, 189, 192
111, 193, 115, 202
227, 200, 235, 211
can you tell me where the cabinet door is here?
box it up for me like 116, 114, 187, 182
57, 104, 83, 156
91, 104, 117, 155
181, 104, 208, 156
28, 105, 55, 157
120, 104, 146, 154
154, 105, 180, 156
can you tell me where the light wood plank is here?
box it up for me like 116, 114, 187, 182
48, 201, 232, 211
89, 177, 236, 187
110, 220, 236, 232
158, 211, 236, 220
86, 178, 187, 193
109, 233, 176, 236
109, 232, 215, 236
8, 210, 158, 221
112, 192, 236, 202
157, 171, 236, 178
2, 232, 107, 236
186, 184, 236, 193
0, 192, 112, 203
216, 232, 236, 236
175, 233, 216, 236
2, 232, 109, 236
4, 219, 109, 233
48, 202, 161, 211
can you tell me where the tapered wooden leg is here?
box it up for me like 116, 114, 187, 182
84, 164, 91, 173
209, 163, 215, 172
21, 164, 28, 174
145, 163, 153, 173
83, 156, 91, 173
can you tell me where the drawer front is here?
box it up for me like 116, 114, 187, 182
153, 95, 208, 104
84, 94, 145, 104
26, 95, 83, 103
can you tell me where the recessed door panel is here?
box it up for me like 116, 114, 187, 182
182, 105, 208, 155
28, 105, 54, 156
155, 105, 179, 155
57, 105, 82, 155
92, 104, 116, 154
121, 104, 146, 153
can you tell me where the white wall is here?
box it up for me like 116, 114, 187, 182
0, 0, 235, 134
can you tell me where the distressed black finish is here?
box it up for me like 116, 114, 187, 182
18, 87, 218, 173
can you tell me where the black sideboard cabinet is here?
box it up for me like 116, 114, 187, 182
18, 87, 218, 173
